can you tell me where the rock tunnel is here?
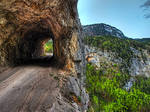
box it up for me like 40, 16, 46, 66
18, 24, 54, 65
0, 0, 85, 74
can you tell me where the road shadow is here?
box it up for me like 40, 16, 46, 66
16, 56, 61, 68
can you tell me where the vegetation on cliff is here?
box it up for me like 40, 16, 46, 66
84, 36, 149, 71
136, 38, 150, 47
132, 76, 150, 94
85, 36, 150, 111
86, 64, 150, 112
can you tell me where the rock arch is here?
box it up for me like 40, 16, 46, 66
0, 0, 85, 74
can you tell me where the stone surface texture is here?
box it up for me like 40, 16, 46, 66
0, 0, 85, 75
0, 0, 88, 111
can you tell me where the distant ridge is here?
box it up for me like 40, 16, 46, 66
135, 38, 150, 42
83, 23, 126, 38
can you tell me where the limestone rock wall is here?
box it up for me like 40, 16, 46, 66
85, 45, 150, 78
0, 0, 85, 75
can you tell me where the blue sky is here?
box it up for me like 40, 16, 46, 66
78, 0, 150, 38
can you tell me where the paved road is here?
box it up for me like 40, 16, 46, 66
0, 66, 59, 112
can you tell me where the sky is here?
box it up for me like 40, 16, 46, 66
78, 0, 150, 38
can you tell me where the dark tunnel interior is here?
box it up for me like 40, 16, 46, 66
17, 28, 55, 66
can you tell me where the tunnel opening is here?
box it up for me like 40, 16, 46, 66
17, 27, 55, 66
43, 39, 53, 57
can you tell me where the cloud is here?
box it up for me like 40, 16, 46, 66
141, 0, 150, 8
141, 0, 150, 18
145, 14, 150, 18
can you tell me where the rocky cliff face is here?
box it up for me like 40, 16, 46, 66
0, 0, 85, 74
85, 45, 150, 91
0, 0, 88, 111
129, 48, 150, 77
85, 45, 150, 78
83, 23, 126, 38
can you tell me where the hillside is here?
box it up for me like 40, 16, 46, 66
83, 23, 126, 38
135, 38, 150, 42
85, 35, 150, 76
135, 38, 150, 46
84, 35, 150, 111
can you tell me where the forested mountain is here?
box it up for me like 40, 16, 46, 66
84, 35, 150, 112
83, 23, 126, 38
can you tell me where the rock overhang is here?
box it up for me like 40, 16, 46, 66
0, 0, 85, 75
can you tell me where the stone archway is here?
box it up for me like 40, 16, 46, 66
17, 24, 54, 64
0, 0, 85, 74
